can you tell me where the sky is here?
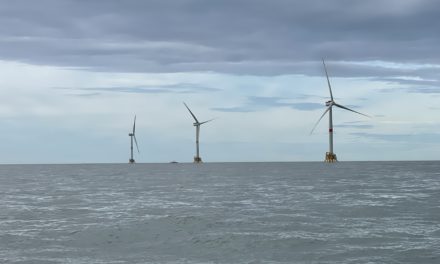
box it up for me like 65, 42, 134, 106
1, 0, 440, 163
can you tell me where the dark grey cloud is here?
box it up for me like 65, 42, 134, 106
1, 0, 440, 81
56, 83, 220, 95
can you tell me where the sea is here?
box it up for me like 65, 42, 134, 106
0, 161, 439, 263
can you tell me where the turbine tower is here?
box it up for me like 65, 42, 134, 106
128, 115, 139, 164
183, 102, 214, 163
311, 59, 369, 162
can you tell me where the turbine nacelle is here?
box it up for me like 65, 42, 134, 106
193, 120, 213, 127
325, 100, 333, 107
128, 133, 134, 136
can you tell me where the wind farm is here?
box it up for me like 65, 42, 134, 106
183, 102, 214, 163
311, 60, 370, 162
2, 2, 440, 263
119, 60, 373, 164
128, 115, 139, 164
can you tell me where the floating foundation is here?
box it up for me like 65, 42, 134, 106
193, 156, 203, 163
325, 152, 337, 163
129, 159, 135, 164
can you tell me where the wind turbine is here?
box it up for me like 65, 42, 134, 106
128, 115, 139, 164
311, 59, 369, 162
183, 102, 214, 163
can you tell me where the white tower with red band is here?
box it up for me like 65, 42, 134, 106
183, 102, 214, 163
128, 115, 139, 163
311, 59, 370, 162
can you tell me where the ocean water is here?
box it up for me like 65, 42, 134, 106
0, 161, 439, 263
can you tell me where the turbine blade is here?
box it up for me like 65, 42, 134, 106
310, 106, 331, 134
133, 115, 136, 134
333, 103, 370, 118
200, 118, 215, 125
322, 59, 334, 101
134, 135, 140, 153
183, 102, 199, 123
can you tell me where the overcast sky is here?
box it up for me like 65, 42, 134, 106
1, 0, 440, 163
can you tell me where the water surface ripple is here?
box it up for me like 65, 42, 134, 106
0, 162, 439, 263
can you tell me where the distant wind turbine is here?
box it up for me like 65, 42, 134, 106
311, 59, 369, 162
128, 115, 140, 164
183, 102, 214, 163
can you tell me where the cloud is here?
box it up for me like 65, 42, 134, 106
290, 103, 323, 111
1, 0, 440, 78
212, 96, 324, 113
248, 96, 326, 111
380, 85, 440, 94
405, 87, 440, 94
56, 83, 221, 95
335, 121, 374, 129
210, 106, 254, 113
1, 1, 439, 103
73, 92, 102, 97
351, 132, 440, 142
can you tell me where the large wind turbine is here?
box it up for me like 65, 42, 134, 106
183, 102, 214, 163
128, 115, 139, 164
311, 59, 369, 162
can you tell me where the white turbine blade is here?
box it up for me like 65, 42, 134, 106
310, 106, 331, 134
183, 102, 199, 123
200, 118, 215, 125
333, 103, 370, 118
133, 115, 136, 134
134, 135, 140, 153
322, 59, 334, 101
